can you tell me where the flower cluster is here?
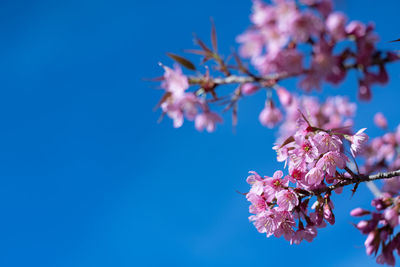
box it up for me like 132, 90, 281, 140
154, 1, 400, 265
237, 0, 396, 96
351, 195, 400, 266
277, 94, 355, 140
159, 64, 222, 132
246, 114, 370, 243
361, 114, 400, 179
350, 114, 400, 266
156, 0, 398, 132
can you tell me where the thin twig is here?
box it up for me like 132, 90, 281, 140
301, 169, 400, 197
187, 53, 398, 86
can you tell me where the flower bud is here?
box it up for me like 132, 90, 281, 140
259, 100, 283, 128
350, 207, 370, 217
384, 208, 399, 228
241, 83, 259, 95
276, 86, 292, 107
374, 112, 387, 129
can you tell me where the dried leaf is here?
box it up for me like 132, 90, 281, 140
280, 136, 295, 148
184, 49, 210, 56
232, 104, 238, 127
143, 76, 164, 82
210, 18, 218, 53
166, 53, 196, 71
389, 38, 400, 43
194, 36, 212, 53
153, 92, 171, 111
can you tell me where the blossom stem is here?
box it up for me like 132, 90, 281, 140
303, 169, 400, 196
187, 52, 399, 86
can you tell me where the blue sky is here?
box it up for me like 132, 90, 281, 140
0, 0, 399, 266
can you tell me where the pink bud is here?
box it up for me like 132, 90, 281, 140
276, 86, 292, 107
384, 208, 399, 228
365, 231, 378, 255
241, 83, 259, 95
374, 112, 387, 129
350, 207, 370, 217
356, 220, 369, 230
323, 203, 335, 225
259, 100, 283, 128
358, 80, 371, 101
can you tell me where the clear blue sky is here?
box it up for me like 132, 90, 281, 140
0, 0, 399, 266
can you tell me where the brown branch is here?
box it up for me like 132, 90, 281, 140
187, 51, 399, 86
188, 71, 292, 86
302, 169, 400, 197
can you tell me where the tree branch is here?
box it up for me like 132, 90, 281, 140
187, 52, 399, 86
303, 169, 400, 197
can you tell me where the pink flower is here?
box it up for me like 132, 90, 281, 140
253, 48, 303, 75
195, 112, 222, 132
316, 151, 348, 177
161, 64, 189, 97
291, 136, 319, 166
264, 170, 289, 202
246, 171, 263, 185
259, 100, 283, 128
374, 112, 388, 129
376, 246, 396, 266
161, 101, 184, 128
274, 1, 298, 33
249, 209, 281, 237
161, 93, 198, 128
264, 29, 290, 55
274, 211, 295, 241
312, 132, 342, 154
247, 193, 267, 214
326, 12, 347, 40
273, 144, 290, 165
348, 128, 369, 157
346, 21, 366, 38
305, 167, 324, 185
322, 96, 356, 117
291, 226, 317, 244
247, 171, 264, 196
276, 189, 299, 211
250, 1, 276, 27
310, 41, 335, 78
299, 73, 322, 92
236, 31, 264, 59
289, 167, 306, 182
384, 208, 399, 228
289, 12, 323, 43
